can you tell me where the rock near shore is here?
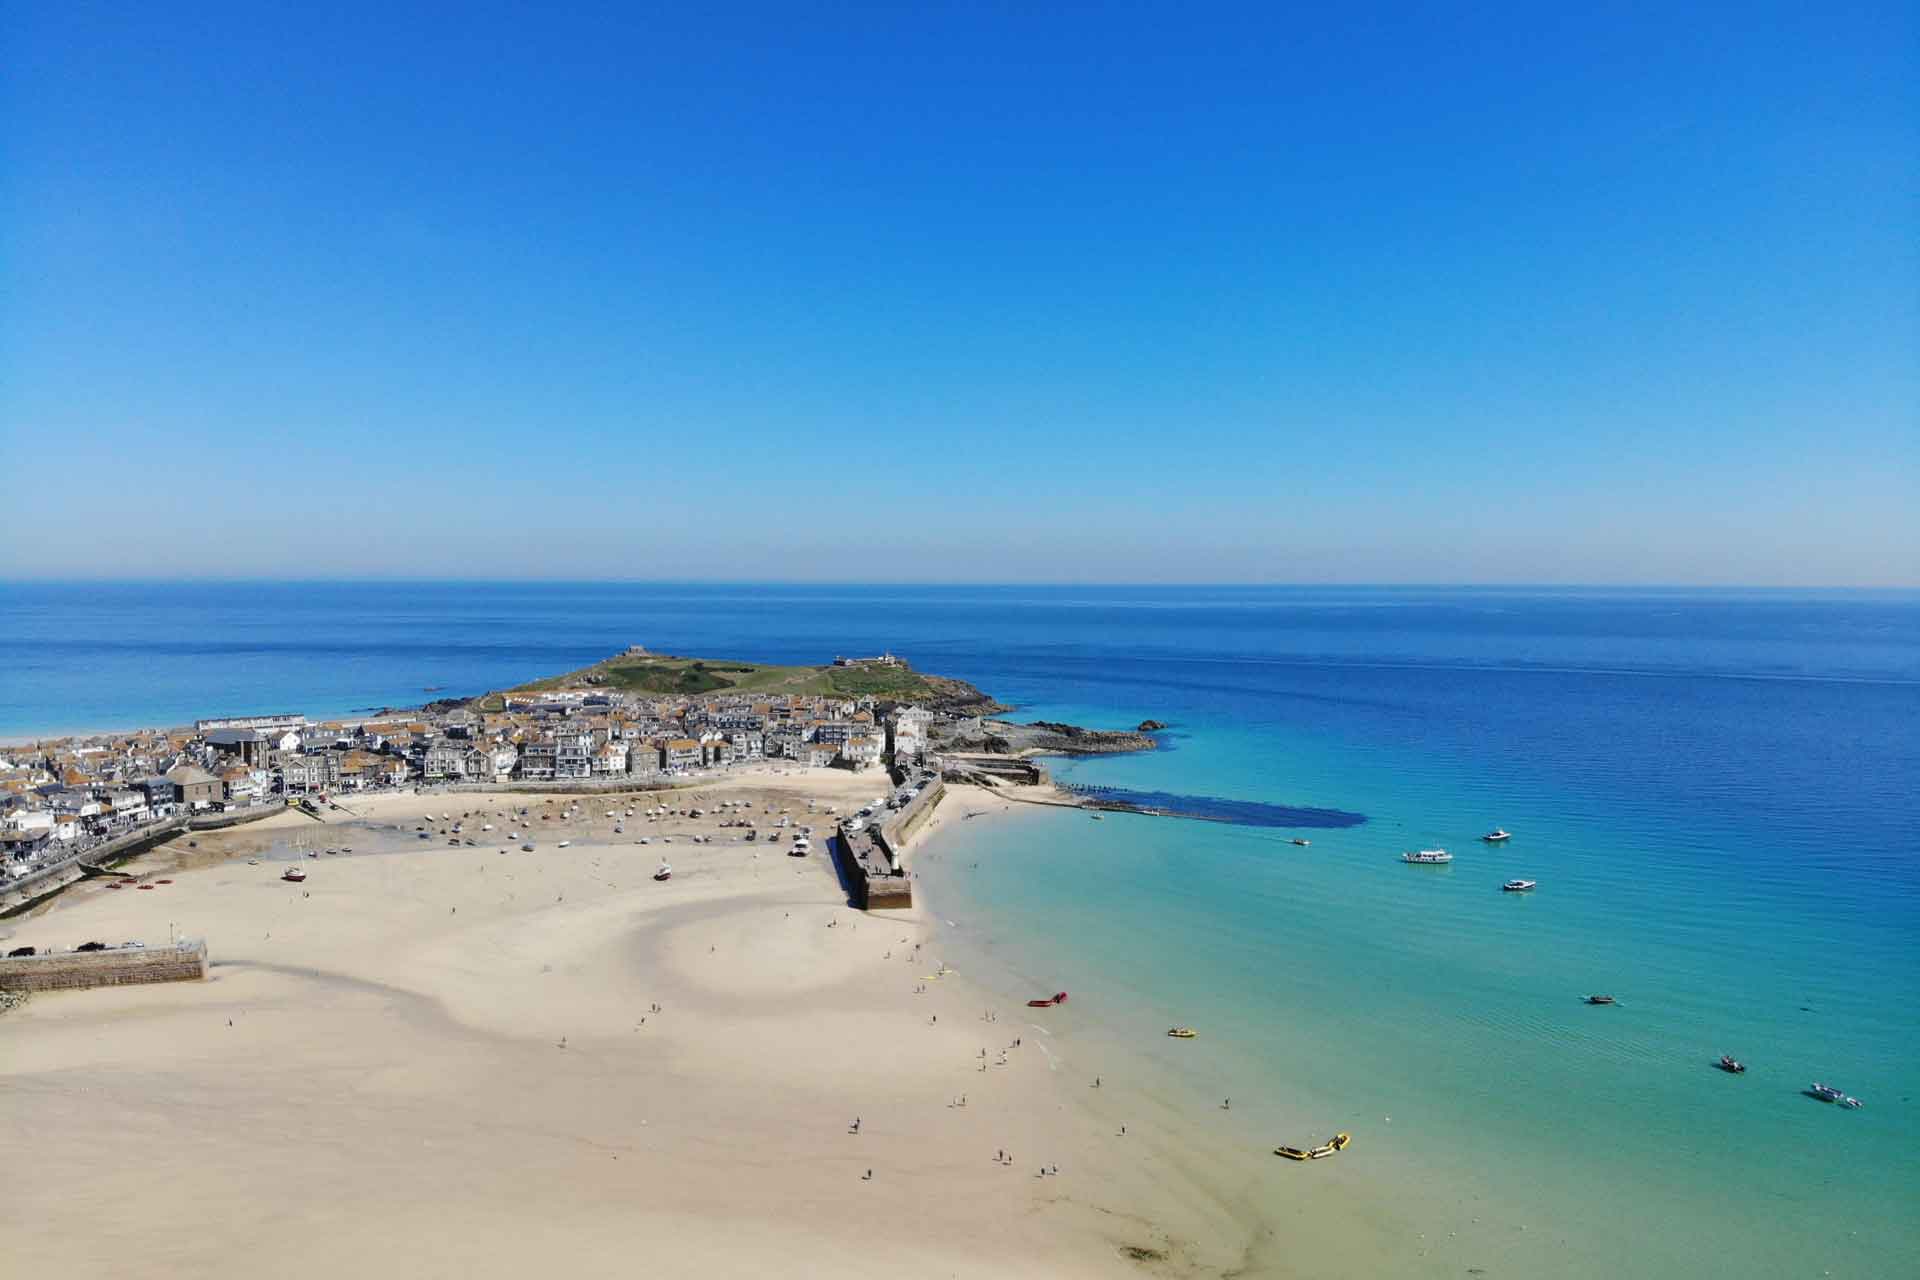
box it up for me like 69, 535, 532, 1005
964, 719, 1159, 756
1136, 719, 1168, 732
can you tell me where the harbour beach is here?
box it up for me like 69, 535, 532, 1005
2, 771, 1303, 1278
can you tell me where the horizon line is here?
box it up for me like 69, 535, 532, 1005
3, 576, 1917, 593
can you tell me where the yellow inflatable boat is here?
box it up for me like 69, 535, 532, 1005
1274, 1132, 1351, 1161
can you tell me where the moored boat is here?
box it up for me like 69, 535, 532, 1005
1717, 1055, 1747, 1074
1482, 828, 1512, 841
1502, 879, 1536, 892
1811, 1083, 1863, 1108
1167, 1026, 1197, 1039
1402, 849, 1452, 864
1586, 994, 1616, 1005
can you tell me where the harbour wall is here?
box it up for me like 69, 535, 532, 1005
0, 939, 208, 992
2, 802, 288, 915
1, 818, 185, 914
426, 778, 688, 796
884, 777, 946, 848
188, 800, 287, 830
941, 755, 1048, 787
838, 778, 946, 910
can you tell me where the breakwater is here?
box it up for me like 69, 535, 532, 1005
0, 938, 208, 992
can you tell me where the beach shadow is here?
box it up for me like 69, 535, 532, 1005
825, 834, 862, 908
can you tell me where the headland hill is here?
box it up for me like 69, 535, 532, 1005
0, 647, 1313, 1280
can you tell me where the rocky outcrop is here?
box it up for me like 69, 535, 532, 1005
1136, 720, 1167, 732
967, 720, 1159, 756
917, 675, 1012, 717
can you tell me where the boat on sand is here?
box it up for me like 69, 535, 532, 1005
1167, 1027, 1197, 1039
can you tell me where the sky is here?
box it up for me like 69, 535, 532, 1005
2, 2, 1915, 585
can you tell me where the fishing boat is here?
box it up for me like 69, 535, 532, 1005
1586, 994, 1616, 1005
1717, 1055, 1747, 1074
1502, 879, 1537, 892
1811, 1083, 1863, 1108
1402, 849, 1452, 864
281, 867, 306, 883
1275, 1132, 1351, 1160
1482, 828, 1512, 842
1167, 1027, 1198, 1039
653, 861, 672, 882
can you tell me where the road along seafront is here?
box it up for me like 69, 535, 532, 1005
0, 767, 1313, 1280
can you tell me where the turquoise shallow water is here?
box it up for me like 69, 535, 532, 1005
917, 664, 1918, 1275
5, 582, 1915, 1273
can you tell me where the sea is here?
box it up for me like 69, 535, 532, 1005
4, 580, 1915, 1275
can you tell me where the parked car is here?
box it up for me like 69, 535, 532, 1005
76, 940, 107, 952
6, 945, 35, 958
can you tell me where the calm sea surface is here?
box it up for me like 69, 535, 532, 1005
4, 581, 1916, 1274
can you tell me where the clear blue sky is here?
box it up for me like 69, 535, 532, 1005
3, 2, 1914, 584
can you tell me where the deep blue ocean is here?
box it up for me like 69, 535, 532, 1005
4, 581, 1915, 1274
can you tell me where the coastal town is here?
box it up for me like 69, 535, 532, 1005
0, 648, 1152, 906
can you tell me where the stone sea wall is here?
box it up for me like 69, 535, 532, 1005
0, 939, 208, 992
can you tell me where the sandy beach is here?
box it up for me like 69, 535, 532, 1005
0, 769, 1297, 1278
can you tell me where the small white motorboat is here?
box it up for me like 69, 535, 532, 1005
1482, 828, 1512, 842
1811, 1082, 1863, 1108
1402, 849, 1452, 864
1502, 879, 1537, 892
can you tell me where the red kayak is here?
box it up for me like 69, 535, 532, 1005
1026, 991, 1070, 1008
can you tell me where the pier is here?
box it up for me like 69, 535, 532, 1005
836, 777, 944, 910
